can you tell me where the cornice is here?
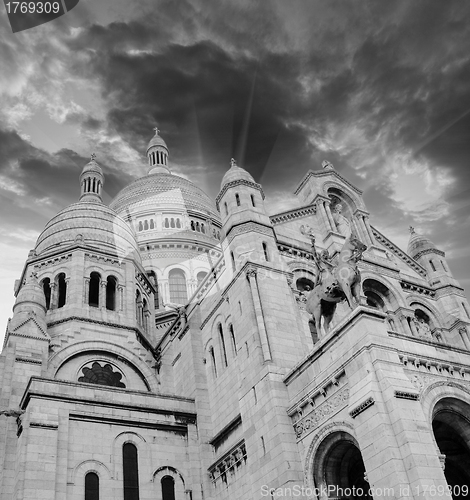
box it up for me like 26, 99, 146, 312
216, 179, 265, 209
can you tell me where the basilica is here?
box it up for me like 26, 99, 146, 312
1, 129, 470, 499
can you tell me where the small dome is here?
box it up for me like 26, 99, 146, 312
220, 159, 255, 189
14, 272, 46, 313
407, 227, 438, 259
82, 158, 103, 175
147, 128, 169, 153
35, 202, 141, 263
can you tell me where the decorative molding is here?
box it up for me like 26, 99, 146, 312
349, 397, 374, 418
293, 386, 349, 439
85, 253, 121, 267
394, 390, 419, 400
270, 204, 317, 225
30, 422, 58, 430
287, 370, 346, 417
209, 415, 242, 448
226, 221, 274, 242
400, 281, 436, 298
216, 179, 265, 208
414, 248, 445, 260
277, 243, 315, 261
294, 169, 363, 196
371, 227, 427, 277
208, 440, 247, 486
34, 253, 72, 270
15, 357, 42, 365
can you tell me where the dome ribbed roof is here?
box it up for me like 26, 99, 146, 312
110, 173, 220, 220
220, 161, 255, 189
147, 129, 169, 153
35, 201, 141, 262
81, 159, 103, 175
407, 228, 437, 259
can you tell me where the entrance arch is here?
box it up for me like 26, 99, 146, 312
313, 431, 371, 500
433, 398, 470, 498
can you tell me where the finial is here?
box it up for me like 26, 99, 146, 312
322, 160, 334, 169
409, 226, 415, 234
230, 158, 237, 168
90, 153, 96, 161
153, 127, 160, 135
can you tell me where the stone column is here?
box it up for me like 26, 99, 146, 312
49, 283, 57, 310
100, 280, 107, 309
363, 215, 375, 245
83, 278, 90, 305
118, 285, 124, 312
246, 268, 272, 362
408, 316, 418, 336
323, 200, 336, 232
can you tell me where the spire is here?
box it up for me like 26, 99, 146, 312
147, 128, 170, 174
79, 153, 104, 202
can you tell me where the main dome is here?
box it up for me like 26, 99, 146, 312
35, 201, 141, 262
110, 172, 220, 220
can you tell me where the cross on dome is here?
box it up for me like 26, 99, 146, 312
230, 158, 237, 168
90, 153, 96, 161
409, 226, 415, 234
153, 127, 160, 135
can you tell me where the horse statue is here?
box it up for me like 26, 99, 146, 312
305, 235, 367, 340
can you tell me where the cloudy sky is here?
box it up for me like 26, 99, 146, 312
1, 0, 470, 333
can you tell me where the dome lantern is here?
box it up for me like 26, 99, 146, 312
80, 153, 104, 202
147, 128, 170, 174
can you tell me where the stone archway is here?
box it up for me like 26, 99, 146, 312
313, 431, 371, 500
433, 398, 470, 498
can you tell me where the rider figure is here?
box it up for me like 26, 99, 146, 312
310, 235, 335, 288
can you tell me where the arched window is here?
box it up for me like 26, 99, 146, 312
169, 269, 188, 304
296, 277, 314, 292
197, 271, 208, 286
144, 220, 149, 230
142, 298, 148, 331
170, 218, 175, 228
135, 290, 142, 325
235, 193, 240, 206
190, 221, 195, 231
106, 276, 117, 311
150, 219, 154, 229
176, 219, 181, 228
430, 259, 436, 272
57, 273, 67, 308
218, 324, 228, 367
231, 252, 236, 272
209, 346, 217, 377
196, 222, 200, 232
89, 272, 100, 308
440, 260, 447, 272
201, 223, 205, 233
251, 194, 256, 207
85, 472, 99, 500
161, 476, 175, 500
224, 202, 228, 216
229, 324, 237, 356
123, 443, 139, 500
138, 221, 143, 232
164, 218, 169, 228
217, 231, 220, 240
262, 242, 269, 262
42, 278, 51, 310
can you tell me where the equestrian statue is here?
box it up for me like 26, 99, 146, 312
305, 233, 367, 340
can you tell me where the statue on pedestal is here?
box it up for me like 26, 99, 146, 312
305, 233, 367, 340
332, 203, 352, 238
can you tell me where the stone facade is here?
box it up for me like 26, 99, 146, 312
1, 133, 470, 500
